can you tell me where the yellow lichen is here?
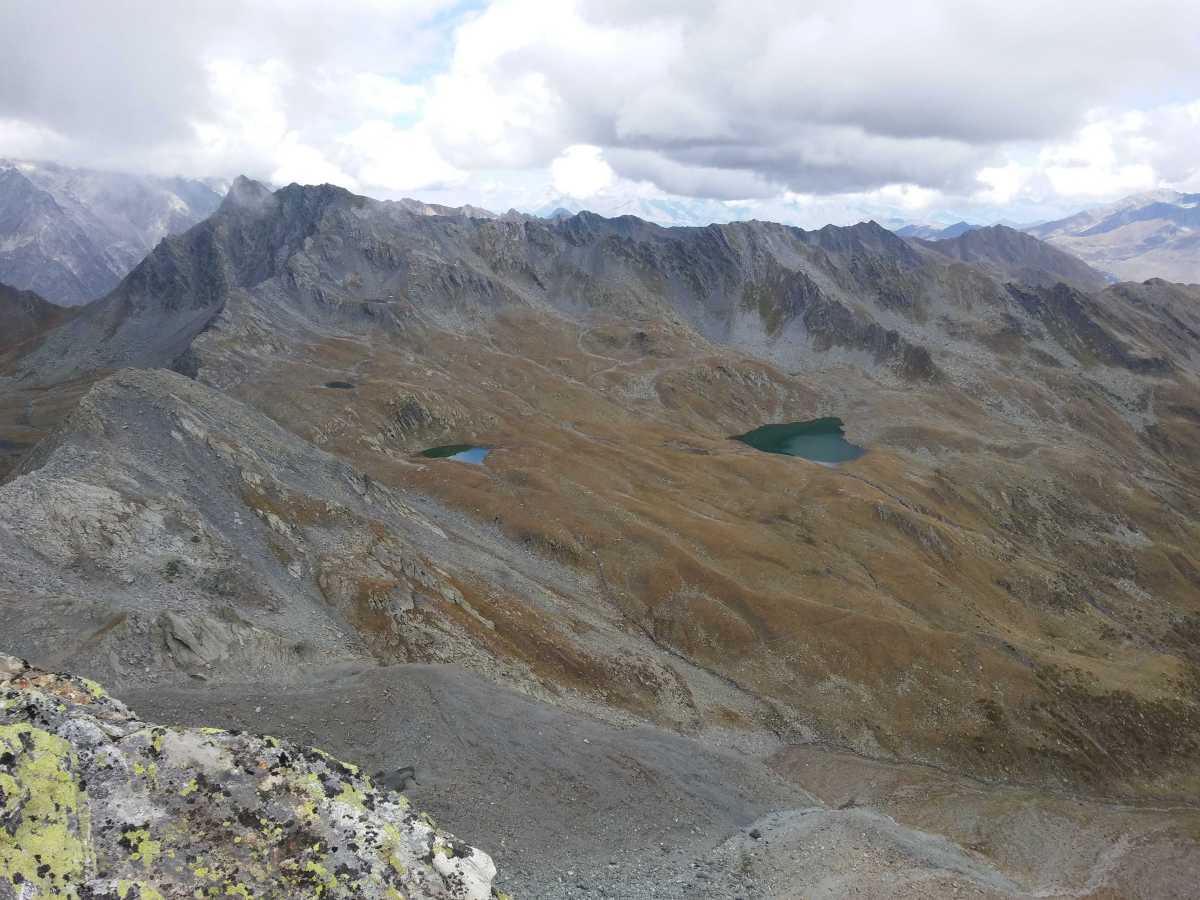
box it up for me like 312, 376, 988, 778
116, 882, 166, 900
80, 677, 107, 700
0, 724, 88, 897
310, 746, 359, 775
335, 781, 368, 810
123, 827, 164, 869
304, 859, 338, 893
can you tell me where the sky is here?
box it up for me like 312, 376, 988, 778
2, 0, 1199, 227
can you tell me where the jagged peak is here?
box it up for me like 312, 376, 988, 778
218, 174, 274, 214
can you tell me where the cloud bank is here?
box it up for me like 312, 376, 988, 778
2, 0, 1198, 224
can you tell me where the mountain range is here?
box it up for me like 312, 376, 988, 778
892, 191, 1200, 283
529, 186, 1200, 285
2, 174, 1200, 897
1026, 189, 1200, 283
0, 159, 224, 305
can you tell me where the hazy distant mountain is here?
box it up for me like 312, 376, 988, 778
530, 192, 735, 226
525, 189, 957, 232
397, 196, 498, 220
912, 224, 1110, 290
0, 159, 224, 305
1027, 190, 1200, 283
893, 221, 980, 240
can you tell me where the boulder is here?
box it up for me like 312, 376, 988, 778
0, 654, 505, 899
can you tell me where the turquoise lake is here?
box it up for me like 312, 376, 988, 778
733, 418, 865, 465
420, 444, 492, 465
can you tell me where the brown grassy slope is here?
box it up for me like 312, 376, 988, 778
206, 305, 1200, 798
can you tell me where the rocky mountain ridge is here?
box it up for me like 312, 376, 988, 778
11, 177, 1119, 387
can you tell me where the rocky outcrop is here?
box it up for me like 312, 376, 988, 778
0, 654, 504, 899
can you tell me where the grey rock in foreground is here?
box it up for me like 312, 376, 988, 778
0, 653, 504, 899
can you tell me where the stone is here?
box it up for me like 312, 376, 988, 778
0, 656, 507, 899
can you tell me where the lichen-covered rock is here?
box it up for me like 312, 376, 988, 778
0, 654, 507, 899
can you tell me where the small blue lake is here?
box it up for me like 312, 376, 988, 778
420, 444, 492, 465
733, 418, 865, 465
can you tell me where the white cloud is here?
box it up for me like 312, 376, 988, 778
550, 145, 614, 197
870, 183, 944, 211
1039, 114, 1159, 198
0, 118, 68, 161
340, 121, 464, 193
271, 135, 358, 188
0, 0, 1197, 224
975, 161, 1032, 205
413, 0, 1200, 199
325, 73, 426, 120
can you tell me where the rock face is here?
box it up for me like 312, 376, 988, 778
0, 653, 502, 899
0, 160, 223, 306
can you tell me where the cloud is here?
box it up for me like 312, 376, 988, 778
0, 0, 1197, 222
550, 145, 614, 197
0, 0, 461, 181
413, 0, 1200, 205
340, 121, 465, 193
1039, 115, 1159, 199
